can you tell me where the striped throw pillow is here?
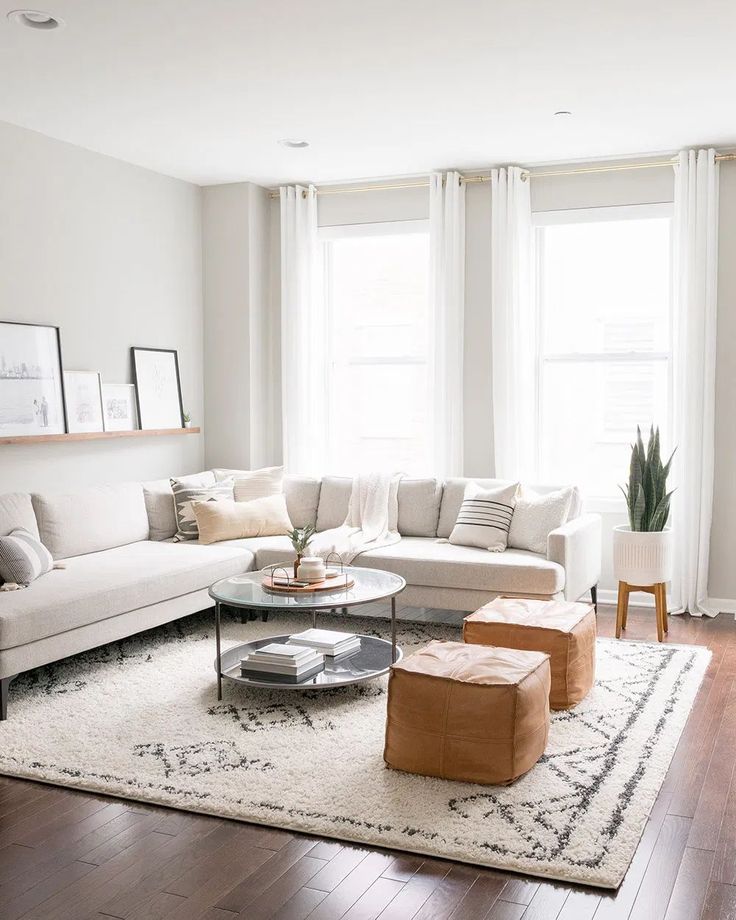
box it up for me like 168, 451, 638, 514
449, 482, 519, 552
170, 478, 234, 542
0, 528, 54, 586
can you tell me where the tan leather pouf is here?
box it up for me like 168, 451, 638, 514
464, 597, 596, 710
384, 640, 550, 785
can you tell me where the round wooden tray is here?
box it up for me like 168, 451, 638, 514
262, 573, 355, 594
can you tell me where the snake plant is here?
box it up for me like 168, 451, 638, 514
620, 426, 675, 532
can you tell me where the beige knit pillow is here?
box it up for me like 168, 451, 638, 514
193, 494, 292, 545
213, 466, 284, 503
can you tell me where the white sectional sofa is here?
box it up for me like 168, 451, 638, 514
0, 473, 601, 719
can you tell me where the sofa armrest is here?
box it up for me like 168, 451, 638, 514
547, 514, 602, 603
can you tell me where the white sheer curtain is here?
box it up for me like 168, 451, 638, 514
670, 149, 720, 616
490, 167, 535, 480
429, 171, 466, 477
279, 184, 326, 474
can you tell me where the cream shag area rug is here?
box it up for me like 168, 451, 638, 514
0, 610, 710, 889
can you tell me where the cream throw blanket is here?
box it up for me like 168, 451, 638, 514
311, 472, 402, 564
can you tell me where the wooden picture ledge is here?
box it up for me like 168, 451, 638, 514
0, 427, 200, 446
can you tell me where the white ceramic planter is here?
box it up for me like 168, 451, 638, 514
613, 526, 673, 585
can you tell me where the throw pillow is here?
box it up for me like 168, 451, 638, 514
213, 465, 284, 503
508, 486, 575, 555
193, 494, 293, 545
170, 477, 234, 541
449, 482, 519, 552
0, 528, 54, 586
142, 472, 216, 541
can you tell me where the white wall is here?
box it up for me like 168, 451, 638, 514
202, 181, 273, 470
0, 121, 204, 492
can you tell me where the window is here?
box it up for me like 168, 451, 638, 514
318, 221, 431, 474
534, 204, 673, 499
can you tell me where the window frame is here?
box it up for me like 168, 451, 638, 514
532, 202, 675, 507
317, 218, 431, 473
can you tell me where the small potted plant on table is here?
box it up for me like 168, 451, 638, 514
613, 425, 675, 641
288, 524, 316, 578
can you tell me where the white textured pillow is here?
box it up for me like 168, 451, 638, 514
449, 482, 518, 552
214, 466, 284, 503
508, 486, 575, 555
193, 494, 293, 545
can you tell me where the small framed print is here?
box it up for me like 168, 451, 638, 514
64, 371, 104, 433
0, 321, 67, 436
102, 383, 138, 432
131, 347, 184, 429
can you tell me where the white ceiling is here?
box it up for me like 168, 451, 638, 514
1, 0, 735, 187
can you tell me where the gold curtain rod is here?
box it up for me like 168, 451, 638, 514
268, 152, 736, 198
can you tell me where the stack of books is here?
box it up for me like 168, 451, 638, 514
240, 643, 324, 683
288, 628, 361, 658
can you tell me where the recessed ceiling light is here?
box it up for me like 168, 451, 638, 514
553, 110, 573, 117
278, 138, 310, 149
6, 9, 64, 29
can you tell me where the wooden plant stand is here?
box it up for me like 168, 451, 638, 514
615, 581, 668, 642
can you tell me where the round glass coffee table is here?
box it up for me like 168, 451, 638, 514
209, 567, 406, 697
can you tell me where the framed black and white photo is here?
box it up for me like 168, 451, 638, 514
0, 321, 67, 437
64, 371, 104, 433
131, 347, 184, 429
101, 383, 138, 432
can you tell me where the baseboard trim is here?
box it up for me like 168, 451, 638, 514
597, 589, 736, 617
707, 597, 736, 615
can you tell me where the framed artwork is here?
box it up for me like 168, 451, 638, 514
0, 321, 67, 436
131, 347, 184, 429
64, 371, 104, 433
101, 383, 138, 432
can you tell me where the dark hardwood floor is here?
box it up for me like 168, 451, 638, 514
1, 604, 735, 920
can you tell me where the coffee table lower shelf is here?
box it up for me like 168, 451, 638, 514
217, 634, 403, 691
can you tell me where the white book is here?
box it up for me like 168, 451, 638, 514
241, 655, 323, 676
289, 628, 357, 650
243, 647, 323, 662
240, 655, 324, 671
257, 642, 316, 659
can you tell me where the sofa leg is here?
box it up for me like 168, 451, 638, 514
591, 584, 598, 614
261, 611, 269, 623
1, 675, 15, 721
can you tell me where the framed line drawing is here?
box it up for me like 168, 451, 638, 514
131, 347, 184, 429
101, 383, 138, 432
64, 370, 104, 433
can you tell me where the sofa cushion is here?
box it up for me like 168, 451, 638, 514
353, 537, 564, 595
397, 479, 443, 537
0, 540, 254, 650
283, 476, 321, 529
315, 476, 352, 531
206, 535, 296, 571
32, 483, 150, 559
0, 492, 39, 540
438, 479, 582, 539
142, 479, 177, 541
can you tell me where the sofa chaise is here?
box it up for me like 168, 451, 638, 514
0, 473, 601, 719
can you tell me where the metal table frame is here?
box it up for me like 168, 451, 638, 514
211, 572, 404, 701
